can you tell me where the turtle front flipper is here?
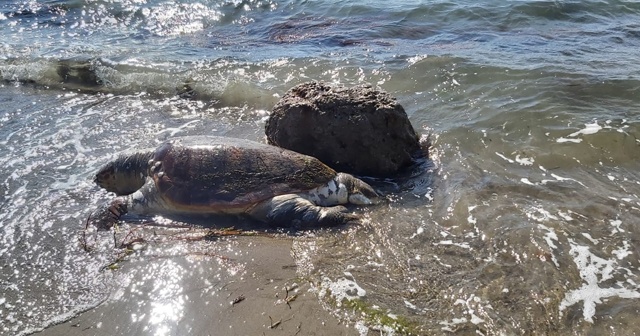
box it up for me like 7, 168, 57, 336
91, 180, 161, 230
249, 194, 360, 227
91, 198, 128, 230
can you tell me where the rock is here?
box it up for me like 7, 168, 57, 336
265, 81, 423, 177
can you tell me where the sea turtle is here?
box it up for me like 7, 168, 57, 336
91, 136, 379, 229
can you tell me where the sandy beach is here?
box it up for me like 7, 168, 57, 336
34, 235, 358, 336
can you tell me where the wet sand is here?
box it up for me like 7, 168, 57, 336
34, 236, 358, 336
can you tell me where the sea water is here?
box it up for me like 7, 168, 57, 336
1, 0, 639, 335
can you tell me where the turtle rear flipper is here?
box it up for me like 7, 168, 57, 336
249, 195, 360, 227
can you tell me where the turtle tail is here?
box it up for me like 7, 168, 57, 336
94, 151, 154, 195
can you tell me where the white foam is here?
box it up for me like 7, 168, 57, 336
557, 121, 602, 143
515, 155, 534, 166
467, 206, 477, 225
495, 152, 514, 163
355, 321, 369, 336
433, 255, 452, 268
434, 240, 471, 249
14, 300, 107, 336
568, 121, 602, 137
526, 206, 558, 222
409, 226, 425, 239
538, 224, 559, 267
155, 120, 199, 136
559, 239, 640, 323
556, 137, 582, 143
540, 173, 586, 187
521, 178, 535, 185
612, 241, 631, 260
610, 219, 624, 233
557, 211, 573, 221
581, 233, 599, 245
522, 174, 585, 187
439, 317, 467, 332
404, 300, 418, 310
424, 187, 434, 201
454, 294, 485, 325
319, 276, 366, 306
407, 54, 428, 65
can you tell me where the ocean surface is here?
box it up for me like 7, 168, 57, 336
1, 0, 640, 335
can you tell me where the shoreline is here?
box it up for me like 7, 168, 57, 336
33, 236, 359, 336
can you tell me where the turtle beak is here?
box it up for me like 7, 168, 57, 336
93, 170, 106, 186
94, 162, 115, 186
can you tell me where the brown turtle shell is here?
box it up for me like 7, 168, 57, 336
150, 136, 336, 212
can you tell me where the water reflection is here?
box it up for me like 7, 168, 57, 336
146, 260, 186, 336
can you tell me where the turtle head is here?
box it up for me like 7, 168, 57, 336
335, 173, 380, 205
94, 152, 153, 196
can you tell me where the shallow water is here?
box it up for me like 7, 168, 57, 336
1, 0, 640, 335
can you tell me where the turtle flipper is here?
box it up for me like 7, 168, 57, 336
91, 198, 128, 231
91, 180, 160, 230
249, 195, 360, 227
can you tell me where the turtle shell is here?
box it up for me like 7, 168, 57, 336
149, 136, 337, 212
